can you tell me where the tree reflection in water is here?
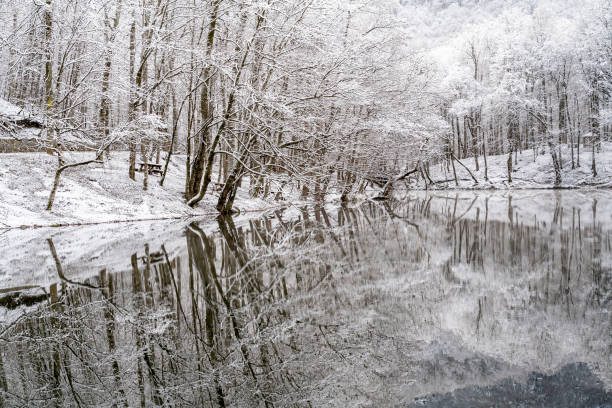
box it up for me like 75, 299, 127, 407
0, 193, 611, 407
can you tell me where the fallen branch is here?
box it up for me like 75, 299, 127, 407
379, 165, 420, 197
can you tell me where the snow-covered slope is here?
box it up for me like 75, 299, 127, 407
0, 151, 282, 228
424, 143, 612, 190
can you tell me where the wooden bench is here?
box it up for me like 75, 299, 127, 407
140, 252, 165, 265
136, 162, 163, 175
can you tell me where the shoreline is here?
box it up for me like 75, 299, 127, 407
406, 184, 612, 192
1, 203, 291, 231
1, 147, 611, 230
5, 184, 612, 230
0, 152, 295, 230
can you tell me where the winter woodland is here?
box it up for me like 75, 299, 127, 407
0, 0, 611, 221
1, 1, 612, 407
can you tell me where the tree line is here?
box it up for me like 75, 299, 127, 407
0, 0, 443, 212
2, 0, 611, 212
440, 0, 612, 185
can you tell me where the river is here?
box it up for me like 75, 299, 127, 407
1, 190, 611, 407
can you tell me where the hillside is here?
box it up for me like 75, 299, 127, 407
422, 143, 612, 190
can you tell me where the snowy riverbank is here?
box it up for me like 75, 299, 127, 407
424, 142, 612, 190
2, 144, 611, 229
0, 151, 286, 228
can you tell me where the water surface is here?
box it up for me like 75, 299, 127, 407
1, 190, 611, 407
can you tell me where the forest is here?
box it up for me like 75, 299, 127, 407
0, 0, 611, 218
1, 2, 612, 406
1, 191, 611, 407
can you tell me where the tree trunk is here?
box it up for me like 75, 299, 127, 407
549, 140, 562, 186
483, 126, 489, 181
99, 1, 122, 157
591, 90, 599, 177
44, 0, 54, 155
187, 0, 221, 199
576, 96, 581, 167
46, 164, 63, 211
128, 14, 137, 180
450, 152, 459, 186
507, 114, 519, 183
188, 10, 264, 207
140, 143, 148, 191
558, 79, 568, 169
507, 146, 513, 183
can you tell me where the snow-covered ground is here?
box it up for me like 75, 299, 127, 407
0, 151, 288, 228
1, 143, 610, 229
425, 142, 612, 190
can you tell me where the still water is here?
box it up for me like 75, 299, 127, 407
0, 190, 611, 407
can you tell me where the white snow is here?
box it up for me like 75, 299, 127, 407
0, 151, 292, 228
0, 99, 31, 119
424, 142, 612, 190
0, 99, 43, 141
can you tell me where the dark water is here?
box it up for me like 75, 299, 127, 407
0, 191, 611, 407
